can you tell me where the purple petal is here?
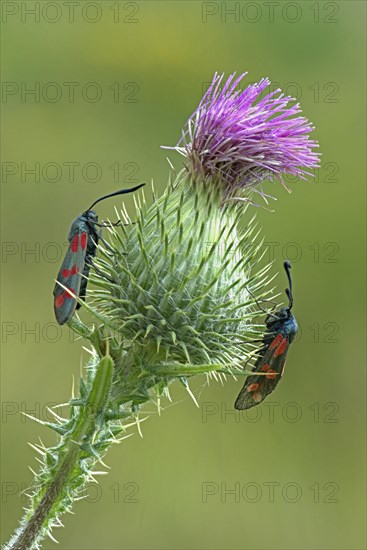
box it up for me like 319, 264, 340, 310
167, 72, 320, 197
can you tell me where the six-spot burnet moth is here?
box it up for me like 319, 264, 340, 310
234, 261, 298, 410
53, 184, 144, 325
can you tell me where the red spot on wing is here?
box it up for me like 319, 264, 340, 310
64, 287, 75, 299
261, 364, 270, 372
247, 383, 260, 393
269, 333, 283, 350
265, 369, 279, 380
62, 266, 79, 278
71, 234, 79, 252
274, 337, 288, 358
80, 232, 87, 250
55, 294, 64, 308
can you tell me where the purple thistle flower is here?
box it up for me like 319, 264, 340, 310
165, 72, 320, 200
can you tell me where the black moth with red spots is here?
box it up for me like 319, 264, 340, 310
53, 184, 144, 325
234, 261, 298, 410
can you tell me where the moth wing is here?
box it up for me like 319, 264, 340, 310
53, 225, 88, 325
234, 335, 290, 410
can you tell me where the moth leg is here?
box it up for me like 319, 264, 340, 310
246, 286, 278, 318
95, 221, 120, 228
95, 220, 137, 228
232, 338, 263, 345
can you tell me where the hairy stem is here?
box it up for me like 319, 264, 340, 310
6, 352, 116, 550
8, 448, 79, 550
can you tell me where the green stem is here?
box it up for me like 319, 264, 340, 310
8, 447, 79, 550
6, 354, 115, 550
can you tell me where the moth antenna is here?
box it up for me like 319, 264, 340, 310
87, 184, 145, 211
283, 261, 294, 309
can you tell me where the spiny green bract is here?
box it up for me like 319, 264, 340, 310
90, 170, 271, 368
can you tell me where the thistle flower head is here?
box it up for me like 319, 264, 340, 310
169, 72, 320, 199
89, 174, 270, 375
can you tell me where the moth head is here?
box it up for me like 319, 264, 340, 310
84, 209, 99, 224
265, 307, 289, 327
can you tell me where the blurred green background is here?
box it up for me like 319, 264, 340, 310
1, 1, 366, 548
